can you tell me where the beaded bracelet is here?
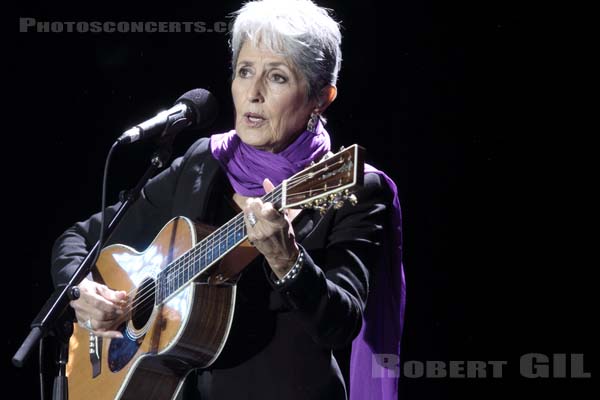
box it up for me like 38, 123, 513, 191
274, 249, 304, 286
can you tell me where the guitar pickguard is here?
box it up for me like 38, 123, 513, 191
107, 323, 141, 373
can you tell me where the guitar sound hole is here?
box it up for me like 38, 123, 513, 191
131, 278, 155, 330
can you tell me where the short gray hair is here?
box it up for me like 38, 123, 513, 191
229, 0, 342, 100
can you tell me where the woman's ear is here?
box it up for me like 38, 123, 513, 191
316, 85, 337, 113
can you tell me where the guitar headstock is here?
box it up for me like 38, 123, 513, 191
282, 144, 364, 214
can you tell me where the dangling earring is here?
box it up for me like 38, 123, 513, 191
307, 112, 320, 133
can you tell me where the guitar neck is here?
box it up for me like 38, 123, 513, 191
155, 185, 283, 304
154, 144, 363, 305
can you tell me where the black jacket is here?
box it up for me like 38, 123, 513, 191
51, 137, 394, 400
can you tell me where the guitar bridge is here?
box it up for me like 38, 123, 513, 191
89, 333, 102, 378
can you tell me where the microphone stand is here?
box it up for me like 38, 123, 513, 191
12, 138, 174, 400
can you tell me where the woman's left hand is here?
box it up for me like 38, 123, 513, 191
244, 178, 300, 279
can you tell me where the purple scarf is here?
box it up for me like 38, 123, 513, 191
210, 124, 406, 400
209, 123, 331, 196
351, 164, 406, 400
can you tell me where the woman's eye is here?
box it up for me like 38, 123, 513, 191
271, 73, 287, 83
238, 67, 251, 78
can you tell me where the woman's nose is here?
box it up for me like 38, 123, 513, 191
247, 78, 264, 103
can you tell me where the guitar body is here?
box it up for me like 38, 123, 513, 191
67, 217, 242, 400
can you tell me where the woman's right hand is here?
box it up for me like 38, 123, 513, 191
70, 278, 128, 338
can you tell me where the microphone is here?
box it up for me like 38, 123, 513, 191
117, 88, 218, 145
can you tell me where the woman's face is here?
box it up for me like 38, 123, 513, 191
232, 41, 316, 153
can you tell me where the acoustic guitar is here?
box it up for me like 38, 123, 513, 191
66, 144, 364, 399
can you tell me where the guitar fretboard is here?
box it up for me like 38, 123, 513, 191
155, 185, 283, 304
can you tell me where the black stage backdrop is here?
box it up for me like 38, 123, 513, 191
4, 1, 593, 399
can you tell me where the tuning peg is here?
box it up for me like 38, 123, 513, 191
314, 205, 327, 215
333, 199, 345, 209
338, 145, 345, 152
347, 194, 358, 206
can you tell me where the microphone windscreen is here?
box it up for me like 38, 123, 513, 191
177, 88, 219, 129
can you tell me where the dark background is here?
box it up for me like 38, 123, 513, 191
4, 1, 593, 399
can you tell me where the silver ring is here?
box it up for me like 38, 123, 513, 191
84, 318, 93, 330
247, 212, 257, 227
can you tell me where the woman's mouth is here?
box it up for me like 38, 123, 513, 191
244, 113, 267, 127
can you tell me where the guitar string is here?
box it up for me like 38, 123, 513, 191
123, 197, 269, 313
125, 176, 336, 312
108, 186, 282, 319
101, 211, 251, 329
122, 176, 349, 318
120, 176, 351, 318
107, 160, 352, 321
153, 170, 342, 299
123, 189, 351, 322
